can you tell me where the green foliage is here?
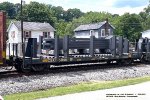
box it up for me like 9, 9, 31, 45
115, 13, 143, 41
0, 2, 17, 19
64, 8, 84, 22
1, 1, 150, 40
55, 20, 68, 36
140, 3, 150, 32
51, 6, 64, 21
72, 11, 112, 24
16, 2, 55, 27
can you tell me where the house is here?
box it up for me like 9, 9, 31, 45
141, 29, 150, 38
6, 21, 55, 56
74, 21, 114, 38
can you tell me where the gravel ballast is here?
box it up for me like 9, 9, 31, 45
0, 64, 150, 96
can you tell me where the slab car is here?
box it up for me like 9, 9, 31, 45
0, 12, 149, 72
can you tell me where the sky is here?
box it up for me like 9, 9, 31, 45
0, 0, 149, 15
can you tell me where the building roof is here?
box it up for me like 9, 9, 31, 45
141, 29, 150, 34
74, 21, 114, 32
141, 29, 150, 38
7, 21, 55, 32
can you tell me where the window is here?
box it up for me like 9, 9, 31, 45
76, 32, 81, 36
11, 31, 15, 39
43, 32, 50, 38
101, 29, 105, 37
105, 29, 110, 36
24, 31, 31, 39
108, 29, 111, 35
25, 32, 29, 38
90, 30, 94, 36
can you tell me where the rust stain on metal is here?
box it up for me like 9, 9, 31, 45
0, 12, 6, 65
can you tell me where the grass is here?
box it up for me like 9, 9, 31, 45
4, 76, 150, 100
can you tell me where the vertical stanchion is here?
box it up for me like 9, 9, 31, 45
54, 35, 59, 62
146, 39, 150, 61
118, 36, 123, 56
111, 36, 116, 57
123, 38, 129, 53
31, 44, 33, 66
38, 36, 43, 54
90, 36, 94, 57
63, 35, 69, 59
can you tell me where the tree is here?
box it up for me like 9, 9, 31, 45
64, 8, 84, 22
116, 13, 143, 41
55, 20, 68, 36
0, 2, 16, 19
140, 2, 150, 31
16, 2, 56, 26
51, 6, 64, 21
14, 3, 21, 15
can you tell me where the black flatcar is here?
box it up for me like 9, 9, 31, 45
0, 11, 150, 73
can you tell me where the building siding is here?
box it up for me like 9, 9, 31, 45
6, 23, 55, 56
75, 29, 99, 38
74, 23, 114, 38
8, 23, 19, 43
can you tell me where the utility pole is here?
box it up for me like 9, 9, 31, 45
21, 0, 25, 69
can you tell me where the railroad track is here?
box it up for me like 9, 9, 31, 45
0, 70, 26, 79
0, 62, 143, 79
48, 62, 142, 73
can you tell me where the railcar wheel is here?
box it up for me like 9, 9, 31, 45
14, 58, 22, 72
140, 55, 147, 63
15, 64, 31, 73
20, 64, 31, 73
32, 65, 45, 72
14, 59, 31, 72
107, 60, 111, 64
15, 63, 31, 73
14, 64, 22, 72
117, 59, 132, 66
117, 60, 122, 65
123, 59, 132, 65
